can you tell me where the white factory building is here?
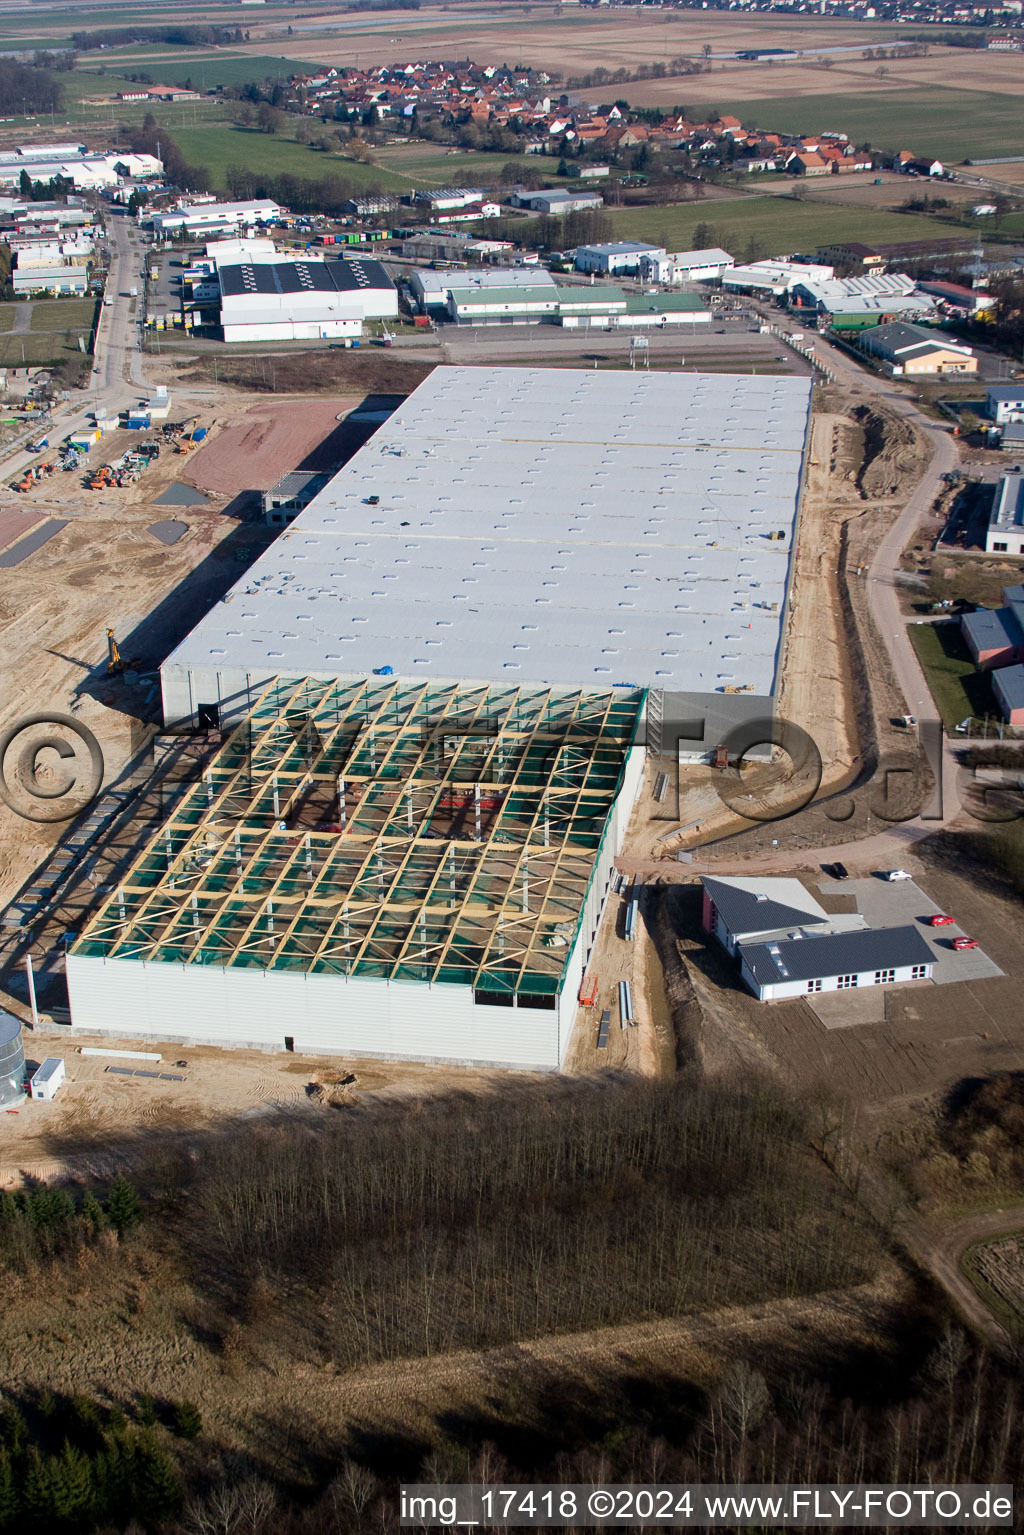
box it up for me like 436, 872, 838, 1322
12, 258, 88, 295
408, 265, 557, 317
574, 240, 666, 275
66, 367, 812, 1071
160, 366, 811, 749
723, 259, 834, 297
0, 146, 162, 190
150, 200, 282, 238
986, 472, 1024, 557
512, 187, 605, 216
638, 248, 735, 284
217, 255, 398, 341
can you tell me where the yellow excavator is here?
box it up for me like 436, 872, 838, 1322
106, 628, 140, 676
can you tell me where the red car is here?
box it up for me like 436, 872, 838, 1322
929, 914, 955, 927
952, 936, 979, 951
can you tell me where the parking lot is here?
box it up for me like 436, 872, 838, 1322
815, 874, 1004, 988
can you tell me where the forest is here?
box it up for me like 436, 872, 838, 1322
0, 61, 63, 117
0, 1073, 1019, 1531
183, 1074, 879, 1364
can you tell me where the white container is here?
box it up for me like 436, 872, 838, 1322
30, 1056, 65, 1100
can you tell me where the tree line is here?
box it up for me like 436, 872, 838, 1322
71, 25, 246, 50
128, 116, 209, 193
0, 60, 63, 115
223, 164, 386, 215
176, 1331, 1021, 1534
0, 1389, 204, 1531
0, 1174, 142, 1271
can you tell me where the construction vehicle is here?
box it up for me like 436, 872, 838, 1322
106, 629, 140, 676
89, 465, 113, 490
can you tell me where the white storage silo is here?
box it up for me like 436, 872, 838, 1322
0, 1011, 26, 1107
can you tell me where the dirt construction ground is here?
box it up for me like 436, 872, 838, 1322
0, 389, 383, 993
0, 1032, 499, 1185
186, 398, 360, 496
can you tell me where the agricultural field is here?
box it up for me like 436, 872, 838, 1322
605, 194, 959, 261
232, 7, 916, 78
692, 88, 1024, 166
170, 124, 411, 192
70, 51, 323, 94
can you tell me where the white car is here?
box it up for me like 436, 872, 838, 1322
882, 869, 912, 882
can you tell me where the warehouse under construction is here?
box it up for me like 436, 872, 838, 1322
67, 677, 645, 1068
66, 365, 813, 1068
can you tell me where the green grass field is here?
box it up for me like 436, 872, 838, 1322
376, 144, 564, 188
909, 620, 999, 731
606, 194, 956, 259
73, 51, 322, 91
28, 298, 98, 334
172, 124, 411, 192
713, 89, 1018, 165
0, 332, 93, 368
0, 310, 14, 335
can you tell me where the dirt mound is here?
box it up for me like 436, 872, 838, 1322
850, 404, 920, 500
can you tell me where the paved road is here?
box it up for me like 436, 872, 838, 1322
0, 208, 148, 485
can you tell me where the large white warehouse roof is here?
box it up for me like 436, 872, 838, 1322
164, 366, 811, 703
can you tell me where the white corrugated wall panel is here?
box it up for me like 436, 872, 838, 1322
556, 744, 646, 1063
67, 955, 560, 1069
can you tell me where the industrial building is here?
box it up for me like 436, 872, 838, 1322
574, 240, 666, 275
160, 366, 812, 753
985, 473, 1024, 557
962, 585, 1024, 669
723, 259, 834, 297
12, 258, 88, 295
637, 248, 735, 284
0, 1011, 25, 1107
0, 145, 162, 190
442, 284, 710, 328
787, 272, 937, 331
217, 256, 397, 342
512, 188, 604, 216
701, 877, 934, 1002
986, 385, 1024, 425
857, 323, 976, 376
66, 365, 813, 1066
993, 664, 1024, 727
150, 200, 282, 238
408, 266, 556, 317
67, 678, 646, 1068
262, 471, 332, 526
414, 188, 488, 212
740, 927, 934, 1002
